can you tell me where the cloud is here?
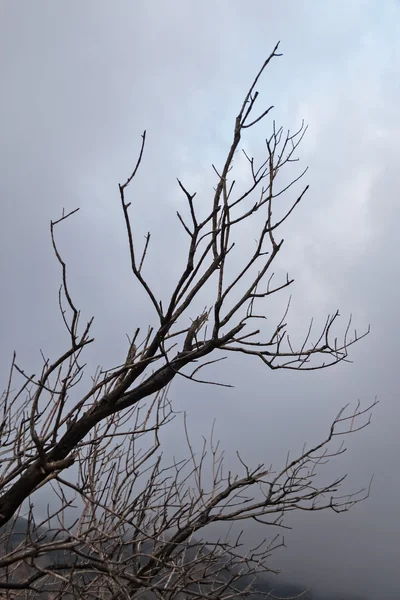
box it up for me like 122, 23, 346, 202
0, 2, 399, 598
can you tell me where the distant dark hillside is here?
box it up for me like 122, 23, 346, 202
0, 518, 368, 599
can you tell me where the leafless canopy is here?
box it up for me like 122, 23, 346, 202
0, 44, 373, 599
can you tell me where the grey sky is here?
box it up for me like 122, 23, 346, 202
1, 1, 399, 598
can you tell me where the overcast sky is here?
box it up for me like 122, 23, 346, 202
1, 2, 399, 598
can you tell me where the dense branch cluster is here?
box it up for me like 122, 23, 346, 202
0, 44, 373, 598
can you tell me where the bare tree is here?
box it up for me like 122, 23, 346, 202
0, 44, 374, 598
